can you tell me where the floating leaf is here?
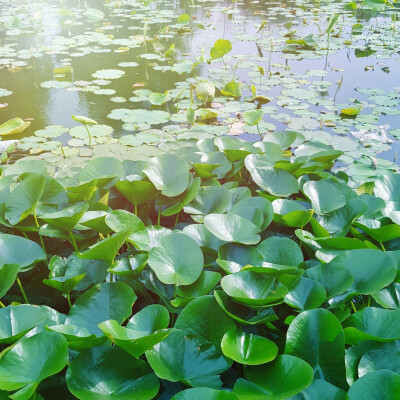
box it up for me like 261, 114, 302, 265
0, 118, 31, 136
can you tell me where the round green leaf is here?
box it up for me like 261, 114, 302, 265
68, 281, 135, 333
148, 232, 203, 285
79, 157, 124, 187
233, 355, 314, 400
175, 271, 221, 299
342, 308, 400, 344
0, 233, 46, 270
0, 332, 68, 399
230, 197, 274, 231
174, 295, 236, 349
285, 309, 347, 390
184, 186, 232, 222
115, 180, 158, 206
305, 261, 354, 298
245, 155, 299, 197
105, 209, 146, 233
143, 154, 190, 197
221, 327, 278, 365
0, 305, 48, 344
359, 349, 400, 377
146, 329, 229, 389
66, 346, 159, 400
217, 243, 263, 274
303, 180, 347, 214
334, 249, 397, 295
204, 213, 260, 245
347, 370, 400, 400
221, 270, 288, 306
284, 276, 327, 310
214, 290, 278, 325
257, 237, 304, 267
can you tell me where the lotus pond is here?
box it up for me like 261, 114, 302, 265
2, 0, 400, 399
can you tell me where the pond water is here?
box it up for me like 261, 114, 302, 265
1, 0, 400, 178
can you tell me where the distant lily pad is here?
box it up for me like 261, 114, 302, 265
92, 69, 125, 80
0, 89, 12, 98
40, 81, 72, 89
108, 109, 171, 125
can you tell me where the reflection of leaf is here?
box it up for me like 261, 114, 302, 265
177, 14, 190, 25
355, 47, 376, 58
85, 8, 105, 20
362, 0, 387, 11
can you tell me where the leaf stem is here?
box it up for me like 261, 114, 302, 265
174, 211, 180, 227
67, 293, 72, 309
69, 230, 79, 253
33, 209, 47, 264
222, 56, 228, 71
256, 123, 263, 140
84, 124, 92, 149
157, 206, 161, 226
17, 277, 29, 304
0, 301, 6, 308
350, 300, 357, 313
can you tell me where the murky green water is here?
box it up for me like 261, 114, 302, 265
1, 0, 400, 173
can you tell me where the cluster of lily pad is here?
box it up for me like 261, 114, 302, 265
1, 0, 400, 170
1, 131, 400, 399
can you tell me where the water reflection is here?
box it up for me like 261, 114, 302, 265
0, 0, 399, 162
